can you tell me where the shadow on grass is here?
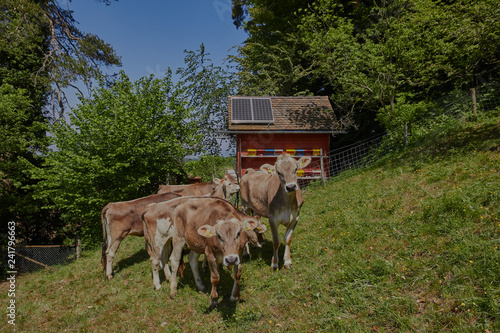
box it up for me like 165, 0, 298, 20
113, 248, 150, 276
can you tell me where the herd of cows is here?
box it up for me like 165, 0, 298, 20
101, 153, 312, 308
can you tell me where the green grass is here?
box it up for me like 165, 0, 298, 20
2, 113, 499, 332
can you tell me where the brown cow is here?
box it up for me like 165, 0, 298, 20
239, 153, 311, 270
142, 197, 258, 308
207, 177, 240, 200
157, 173, 238, 196
101, 192, 181, 280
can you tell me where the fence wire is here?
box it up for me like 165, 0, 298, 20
2, 245, 76, 274
299, 83, 500, 188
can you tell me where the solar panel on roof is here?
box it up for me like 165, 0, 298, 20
231, 97, 274, 124
231, 98, 252, 121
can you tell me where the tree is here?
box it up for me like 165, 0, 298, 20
1, 0, 54, 243
299, 0, 500, 131
29, 71, 199, 246
176, 44, 237, 155
230, 0, 318, 96
0, 0, 121, 243
184, 156, 236, 183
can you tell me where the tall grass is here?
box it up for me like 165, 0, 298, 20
2, 114, 499, 332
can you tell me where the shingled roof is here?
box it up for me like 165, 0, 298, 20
227, 96, 339, 133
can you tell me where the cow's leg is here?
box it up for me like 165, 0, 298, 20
168, 239, 185, 299
105, 233, 126, 280
230, 263, 242, 302
206, 253, 220, 309
269, 218, 281, 271
161, 241, 172, 282
151, 254, 162, 290
283, 217, 299, 269
243, 243, 251, 260
188, 251, 206, 291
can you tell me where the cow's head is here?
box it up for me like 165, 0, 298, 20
213, 177, 240, 199
245, 216, 267, 248
197, 218, 256, 266
275, 154, 311, 193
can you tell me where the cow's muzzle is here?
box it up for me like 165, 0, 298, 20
223, 255, 240, 266
285, 183, 298, 192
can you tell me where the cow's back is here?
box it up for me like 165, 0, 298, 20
157, 182, 216, 195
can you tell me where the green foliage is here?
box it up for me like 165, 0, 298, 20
0, 1, 63, 243
233, 0, 500, 134
1, 0, 121, 119
177, 44, 237, 155
184, 156, 236, 182
0, 0, 121, 244
230, 0, 317, 97
28, 71, 199, 246
376, 93, 433, 130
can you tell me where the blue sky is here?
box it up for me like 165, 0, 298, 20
64, 0, 247, 102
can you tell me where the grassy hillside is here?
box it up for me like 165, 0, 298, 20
2, 114, 499, 332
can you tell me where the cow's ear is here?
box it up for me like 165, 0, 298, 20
297, 156, 312, 169
255, 222, 267, 233
213, 178, 222, 185
241, 218, 257, 231
260, 164, 276, 174
197, 225, 216, 238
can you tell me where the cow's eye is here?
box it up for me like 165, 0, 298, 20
217, 233, 223, 242
236, 231, 241, 238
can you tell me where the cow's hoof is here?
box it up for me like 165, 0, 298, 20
230, 295, 239, 302
284, 264, 292, 269
169, 292, 176, 299
155, 285, 161, 291
195, 284, 206, 292
271, 265, 279, 271
209, 300, 218, 309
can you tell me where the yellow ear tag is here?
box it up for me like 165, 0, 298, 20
257, 227, 261, 231
205, 231, 213, 237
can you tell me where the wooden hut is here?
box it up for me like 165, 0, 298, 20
226, 96, 341, 184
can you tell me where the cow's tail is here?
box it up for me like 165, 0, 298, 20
101, 206, 109, 273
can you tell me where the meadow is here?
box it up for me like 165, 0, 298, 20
2, 113, 499, 332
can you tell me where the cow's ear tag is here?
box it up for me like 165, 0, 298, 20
242, 218, 257, 231
198, 225, 215, 237
298, 156, 312, 169
256, 223, 267, 233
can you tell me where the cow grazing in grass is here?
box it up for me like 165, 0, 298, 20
101, 192, 181, 280
142, 197, 258, 308
239, 153, 311, 270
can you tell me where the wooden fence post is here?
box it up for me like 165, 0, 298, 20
76, 237, 82, 260
320, 149, 326, 186
404, 122, 409, 147
471, 88, 477, 117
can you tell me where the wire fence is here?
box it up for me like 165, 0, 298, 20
1, 245, 76, 275
299, 83, 500, 188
